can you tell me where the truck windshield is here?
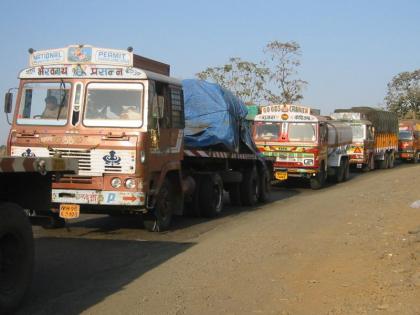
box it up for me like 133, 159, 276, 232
288, 123, 317, 142
254, 123, 281, 141
83, 83, 143, 127
16, 82, 70, 126
399, 130, 413, 140
351, 124, 365, 141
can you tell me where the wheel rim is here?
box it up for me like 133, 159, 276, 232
0, 232, 22, 295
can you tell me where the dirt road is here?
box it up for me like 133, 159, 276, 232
19, 163, 420, 315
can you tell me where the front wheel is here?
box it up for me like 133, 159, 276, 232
143, 179, 174, 232
310, 164, 326, 190
0, 203, 34, 315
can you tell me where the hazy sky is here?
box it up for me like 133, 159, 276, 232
0, 0, 419, 143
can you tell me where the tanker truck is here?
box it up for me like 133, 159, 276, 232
398, 120, 420, 163
253, 104, 352, 189
331, 107, 398, 171
5, 45, 272, 232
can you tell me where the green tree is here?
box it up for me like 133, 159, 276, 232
263, 40, 307, 104
196, 57, 270, 104
385, 70, 420, 119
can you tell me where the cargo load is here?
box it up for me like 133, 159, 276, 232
334, 107, 398, 133
183, 79, 255, 153
331, 107, 398, 170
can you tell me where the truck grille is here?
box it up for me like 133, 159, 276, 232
49, 148, 92, 173
48, 148, 131, 175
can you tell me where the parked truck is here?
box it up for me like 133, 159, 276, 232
397, 120, 420, 163
0, 156, 77, 314
253, 104, 352, 189
331, 107, 398, 171
5, 45, 272, 232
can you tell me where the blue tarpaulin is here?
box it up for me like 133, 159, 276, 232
182, 79, 256, 153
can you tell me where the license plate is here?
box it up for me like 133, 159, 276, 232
59, 204, 80, 219
275, 171, 288, 181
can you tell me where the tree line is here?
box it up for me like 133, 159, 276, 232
196, 40, 420, 119
196, 40, 307, 105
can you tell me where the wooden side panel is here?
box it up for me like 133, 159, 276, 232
133, 54, 170, 76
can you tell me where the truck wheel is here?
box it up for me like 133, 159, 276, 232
334, 160, 345, 183
310, 164, 326, 190
228, 184, 242, 206
200, 174, 224, 218
185, 175, 202, 217
258, 169, 271, 203
363, 155, 375, 172
143, 179, 174, 232
342, 159, 350, 181
378, 153, 388, 169
388, 152, 395, 168
412, 153, 419, 164
240, 167, 259, 206
0, 203, 34, 315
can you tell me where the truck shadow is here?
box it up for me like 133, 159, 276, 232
17, 238, 194, 315
65, 186, 301, 235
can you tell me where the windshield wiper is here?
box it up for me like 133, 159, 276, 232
56, 79, 66, 120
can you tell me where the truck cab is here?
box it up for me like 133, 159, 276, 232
6, 45, 184, 225
398, 120, 420, 163
253, 104, 352, 189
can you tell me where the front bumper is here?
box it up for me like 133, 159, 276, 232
52, 189, 145, 206
274, 167, 317, 179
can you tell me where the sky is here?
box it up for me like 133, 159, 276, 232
0, 0, 419, 143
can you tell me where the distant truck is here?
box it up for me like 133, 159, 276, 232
397, 120, 420, 163
253, 104, 352, 189
331, 107, 398, 171
5, 45, 272, 232
0, 156, 77, 314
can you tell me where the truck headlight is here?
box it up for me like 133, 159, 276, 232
125, 178, 136, 189
111, 177, 122, 188
304, 159, 314, 166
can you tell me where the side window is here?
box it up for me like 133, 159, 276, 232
170, 87, 184, 128
155, 82, 171, 128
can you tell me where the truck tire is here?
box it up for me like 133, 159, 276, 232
200, 174, 224, 218
228, 184, 242, 206
378, 153, 388, 169
258, 168, 271, 203
0, 202, 34, 315
310, 163, 326, 190
143, 179, 174, 232
411, 152, 419, 164
388, 152, 395, 168
185, 175, 202, 217
342, 159, 350, 181
240, 167, 259, 206
362, 154, 375, 172
334, 160, 345, 183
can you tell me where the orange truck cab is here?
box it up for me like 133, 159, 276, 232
398, 120, 420, 163
253, 104, 352, 189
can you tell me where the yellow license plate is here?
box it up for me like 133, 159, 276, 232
59, 204, 80, 219
275, 171, 288, 181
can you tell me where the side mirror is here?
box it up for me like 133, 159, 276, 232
4, 92, 13, 114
